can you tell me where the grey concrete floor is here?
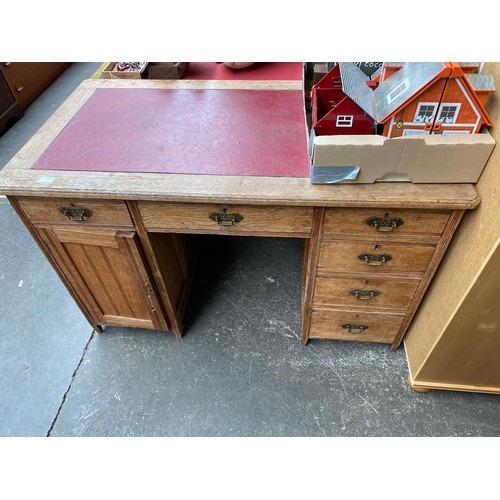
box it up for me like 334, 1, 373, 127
1, 63, 500, 438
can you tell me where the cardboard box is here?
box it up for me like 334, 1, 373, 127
147, 62, 188, 79
309, 129, 496, 184
101, 62, 148, 79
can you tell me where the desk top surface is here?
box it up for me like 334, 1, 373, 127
0, 76, 480, 210
31, 86, 310, 177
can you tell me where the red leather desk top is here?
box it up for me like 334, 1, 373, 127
32, 87, 310, 177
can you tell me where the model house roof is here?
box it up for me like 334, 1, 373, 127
316, 62, 495, 130
466, 73, 495, 91
338, 62, 374, 117
371, 62, 448, 122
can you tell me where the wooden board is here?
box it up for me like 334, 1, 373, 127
404, 62, 500, 393
409, 235, 500, 390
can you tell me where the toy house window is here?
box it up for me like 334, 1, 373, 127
333, 77, 342, 88
414, 103, 438, 123
386, 78, 410, 104
403, 129, 428, 136
438, 103, 461, 124
336, 115, 353, 127
442, 129, 470, 136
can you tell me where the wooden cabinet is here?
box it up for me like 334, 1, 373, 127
0, 68, 23, 135
0, 78, 481, 352
0, 62, 70, 110
303, 206, 467, 348
37, 227, 169, 331
11, 197, 169, 333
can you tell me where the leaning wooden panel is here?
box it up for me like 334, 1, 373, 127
410, 235, 500, 391
405, 61, 500, 393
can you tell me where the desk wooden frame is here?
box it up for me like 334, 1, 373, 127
0, 78, 480, 351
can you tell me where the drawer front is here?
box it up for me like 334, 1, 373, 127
16, 197, 134, 227
323, 208, 450, 238
314, 275, 419, 310
4, 62, 69, 109
318, 240, 435, 274
1, 62, 28, 81
309, 308, 405, 343
138, 202, 313, 236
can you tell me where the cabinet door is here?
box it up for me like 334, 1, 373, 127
38, 227, 169, 331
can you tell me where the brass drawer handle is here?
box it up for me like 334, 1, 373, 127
341, 323, 368, 334
366, 216, 403, 232
209, 209, 243, 226
59, 207, 93, 221
4, 62, 12, 67
15, 86, 24, 93
358, 253, 392, 266
350, 289, 380, 300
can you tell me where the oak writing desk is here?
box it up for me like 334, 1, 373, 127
0, 77, 480, 350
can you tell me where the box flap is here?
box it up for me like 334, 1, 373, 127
313, 135, 384, 166
310, 129, 496, 184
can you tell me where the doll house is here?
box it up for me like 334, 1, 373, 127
313, 62, 495, 138
311, 63, 376, 136
370, 62, 495, 137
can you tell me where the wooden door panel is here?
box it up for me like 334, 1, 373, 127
66, 241, 151, 321
39, 227, 168, 330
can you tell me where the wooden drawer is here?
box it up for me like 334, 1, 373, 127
138, 201, 313, 236
1, 62, 28, 81
309, 308, 405, 343
314, 275, 419, 310
3, 62, 69, 109
318, 240, 435, 274
323, 208, 450, 238
16, 197, 134, 228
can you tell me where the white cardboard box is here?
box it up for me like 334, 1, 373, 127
309, 129, 496, 184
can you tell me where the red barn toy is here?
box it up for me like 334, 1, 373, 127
312, 63, 376, 136
313, 62, 495, 138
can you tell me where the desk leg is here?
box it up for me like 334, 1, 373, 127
127, 201, 193, 337
300, 207, 325, 345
